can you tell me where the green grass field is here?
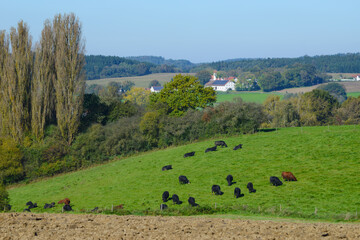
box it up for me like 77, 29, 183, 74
86, 73, 196, 88
347, 92, 360, 98
7, 125, 360, 221
216, 92, 283, 104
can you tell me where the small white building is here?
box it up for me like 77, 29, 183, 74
205, 80, 235, 92
150, 86, 163, 93
354, 75, 360, 81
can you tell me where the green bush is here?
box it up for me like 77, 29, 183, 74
0, 183, 10, 211
0, 137, 24, 184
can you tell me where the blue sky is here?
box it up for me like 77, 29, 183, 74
0, 0, 359, 63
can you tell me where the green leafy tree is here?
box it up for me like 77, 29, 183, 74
257, 71, 284, 92
335, 96, 360, 124
148, 79, 161, 88
149, 74, 216, 116
195, 69, 212, 85
317, 82, 347, 103
0, 137, 24, 183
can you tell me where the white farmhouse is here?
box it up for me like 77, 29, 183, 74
150, 86, 163, 93
205, 80, 235, 92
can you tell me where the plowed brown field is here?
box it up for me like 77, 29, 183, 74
1, 213, 359, 239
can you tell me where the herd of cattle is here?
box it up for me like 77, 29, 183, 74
18, 140, 297, 213
160, 140, 297, 210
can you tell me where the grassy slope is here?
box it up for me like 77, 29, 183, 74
86, 73, 196, 88
8, 125, 360, 221
216, 92, 283, 104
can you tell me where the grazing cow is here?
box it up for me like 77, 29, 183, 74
215, 141, 228, 148
247, 182, 256, 193
160, 204, 168, 210
226, 174, 236, 186
234, 187, 244, 198
179, 175, 190, 184
91, 207, 99, 212
44, 202, 55, 209
162, 191, 170, 202
23, 208, 31, 212
4, 204, 11, 211
63, 204, 73, 212
205, 146, 217, 153
184, 151, 195, 158
162, 165, 173, 171
282, 171, 297, 181
270, 176, 283, 186
233, 144, 243, 150
188, 197, 199, 207
211, 185, 224, 195
58, 198, 70, 205
172, 194, 182, 204
26, 202, 38, 209
114, 204, 124, 210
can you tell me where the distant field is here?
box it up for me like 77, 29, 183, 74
216, 92, 283, 104
328, 73, 358, 80
347, 92, 360, 98
86, 73, 196, 88
8, 125, 360, 221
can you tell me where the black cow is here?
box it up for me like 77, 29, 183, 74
226, 174, 236, 186
162, 191, 171, 202
215, 141, 228, 148
188, 197, 199, 207
211, 185, 224, 195
63, 204, 73, 211
162, 165, 172, 171
184, 151, 195, 158
26, 201, 38, 209
44, 202, 55, 209
247, 182, 256, 193
172, 194, 182, 204
205, 146, 217, 153
23, 208, 31, 212
270, 176, 283, 186
179, 175, 190, 184
91, 207, 99, 212
233, 144, 243, 150
234, 187, 244, 198
160, 204, 168, 210
4, 204, 11, 211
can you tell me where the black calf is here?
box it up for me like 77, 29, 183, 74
234, 187, 244, 198
226, 174, 236, 186
162, 191, 170, 202
247, 182, 256, 193
233, 144, 243, 150
172, 194, 182, 204
205, 146, 217, 153
160, 204, 168, 210
184, 151, 195, 158
91, 207, 99, 212
162, 165, 172, 171
211, 185, 224, 195
63, 204, 73, 211
44, 202, 55, 209
188, 197, 199, 207
215, 141, 228, 147
270, 176, 283, 186
179, 175, 190, 184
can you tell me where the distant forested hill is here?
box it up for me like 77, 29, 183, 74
126, 56, 196, 72
194, 53, 360, 73
85, 55, 180, 80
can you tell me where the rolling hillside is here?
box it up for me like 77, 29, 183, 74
8, 125, 360, 221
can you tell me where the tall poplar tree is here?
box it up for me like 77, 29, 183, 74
53, 13, 85, 144
31, 20, 56, 140
0, 31, 10, 135
2, 21, 33, 142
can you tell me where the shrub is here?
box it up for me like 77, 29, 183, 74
0, 183, 10, 211
0, 137, 24, 184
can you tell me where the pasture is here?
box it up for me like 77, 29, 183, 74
347, 92, 360, 98
86, 73, 196, 88
7, 125, 360, 221
216, 92, 283, 104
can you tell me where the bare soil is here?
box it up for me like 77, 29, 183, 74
1, 213, 359, 239
276, 82, 360, 94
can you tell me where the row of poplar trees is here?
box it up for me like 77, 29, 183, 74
0, 13, 85, 144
